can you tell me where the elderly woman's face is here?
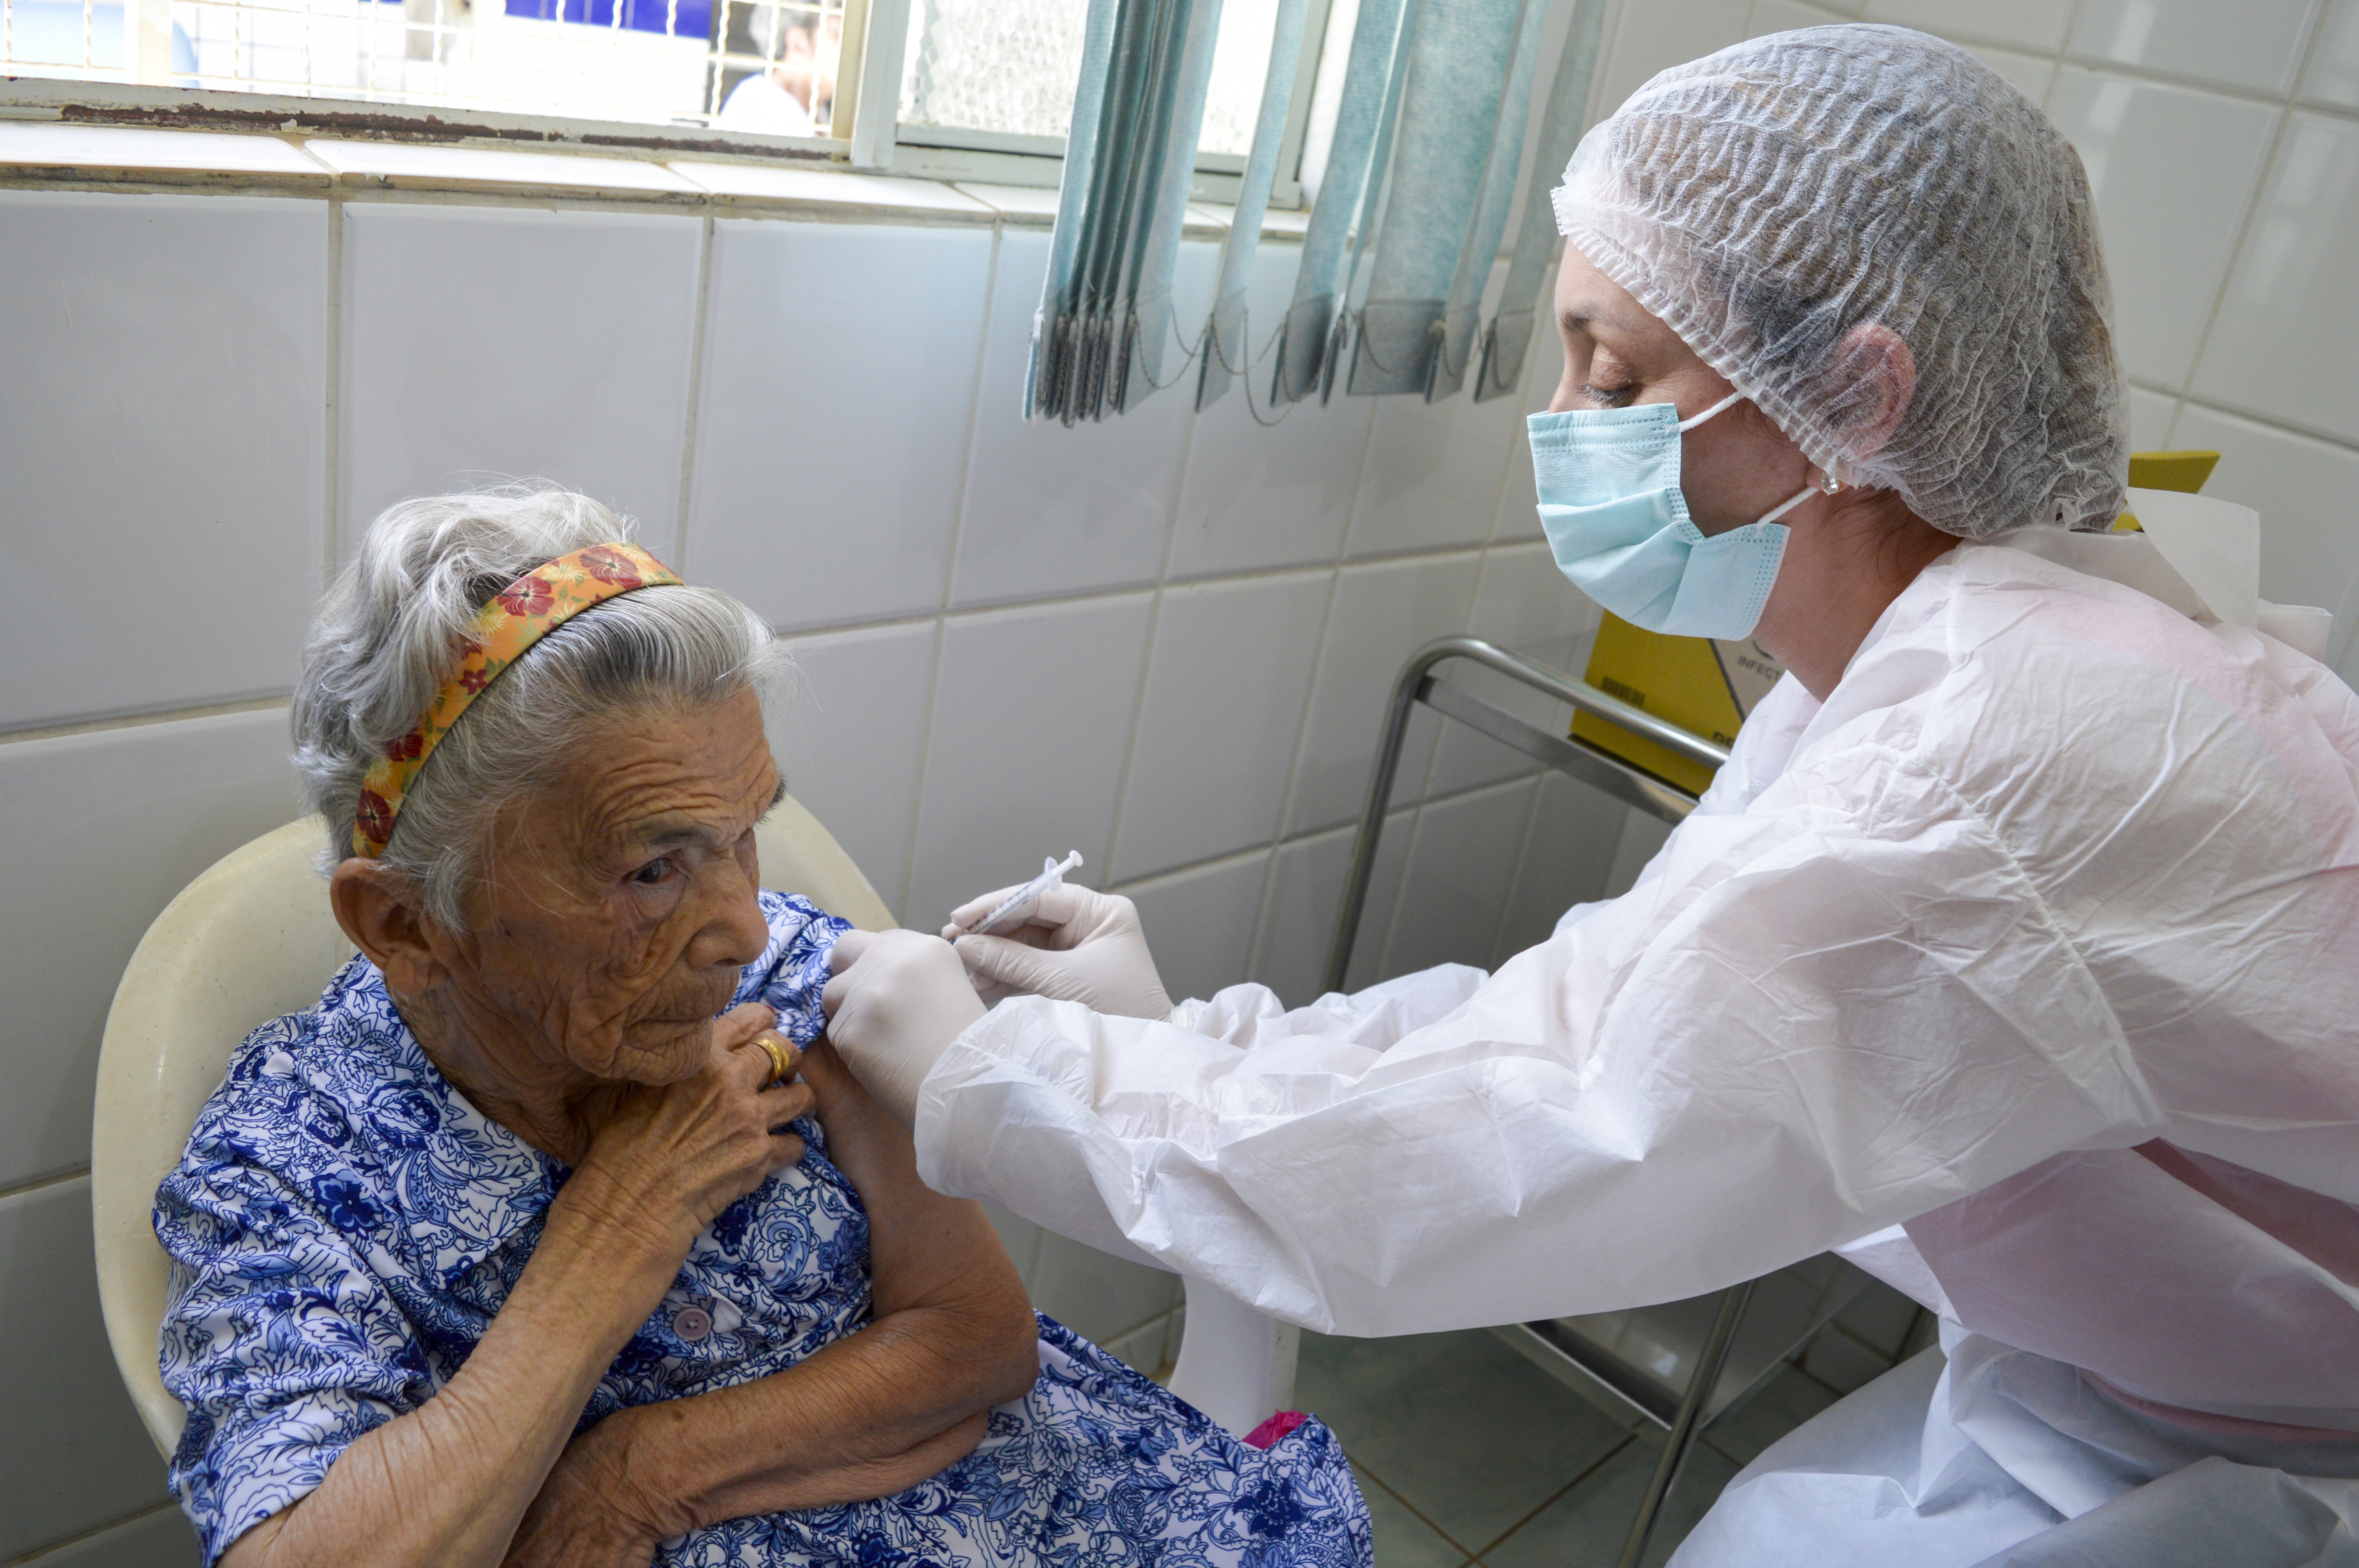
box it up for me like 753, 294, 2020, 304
446, 687, 780, 1087
1549, 247, 1819, 537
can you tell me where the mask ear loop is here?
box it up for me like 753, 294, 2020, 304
1675, 389, 1747, 432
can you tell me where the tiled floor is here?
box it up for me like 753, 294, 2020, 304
1292, 1326, 1861, 1567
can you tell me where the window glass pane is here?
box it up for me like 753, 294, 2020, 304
4, 0, 848, 132
898, 0, 1087, 141
898, 0, 1287, 158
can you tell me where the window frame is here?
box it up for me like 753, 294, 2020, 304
0, 0, 1341, 200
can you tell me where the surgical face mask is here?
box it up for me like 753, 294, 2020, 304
1529, 390, 1826, 641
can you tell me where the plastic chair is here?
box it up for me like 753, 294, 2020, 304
92, 804, 1290, 1458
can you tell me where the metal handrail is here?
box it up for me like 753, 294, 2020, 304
1318, 634, 1750, 1565
1320, 636, 1732, 994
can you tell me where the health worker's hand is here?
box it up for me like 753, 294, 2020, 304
821, 931, 986, 1128
941, 884, 1173, 1020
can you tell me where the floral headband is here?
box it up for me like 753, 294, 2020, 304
352, 542, 682, 858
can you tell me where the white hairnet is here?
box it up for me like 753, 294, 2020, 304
1553, 24, 2126, 536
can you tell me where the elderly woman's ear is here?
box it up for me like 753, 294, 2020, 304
330, 858, 450, 998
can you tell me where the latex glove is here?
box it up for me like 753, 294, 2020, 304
940, 883, 1173, 1020
820, 929, 985, 1128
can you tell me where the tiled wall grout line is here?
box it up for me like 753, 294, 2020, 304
2, 1498, 185, 1568
1103, 582, 1170, 887
321, 191, 343, 587
0, 694, 292, 748
1244, 566, 1347, 985
888, 221, 1009, 920
669, 212, 718, 573
2165, 0, 2331, 447
0, 1163, 90, 1207
1484, 771, 1554, 970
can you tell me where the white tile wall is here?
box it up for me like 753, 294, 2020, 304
2310, 0, 2359, 107
903, 593, 1156, 927
339, 204, 703, 560
10, 3, 2359, 1553
1169, 243, 1377, 581
1380, 777, 1542, 977
2195, 111, 2359, 444
1861, 0, 2069, 53
1112, 571, 1332, 881
1285, 553, 1486, 835
0, 193, 325, 731
0, 1178, 178, 1561
2047, 67, 2280, 388
689, 221, 994, 631
1118, 848, 1273, 1004
18, 1506, 198, 1568
0, 709, 305, 1191
2068, 0, 2321, 96
772, 619, 940, 919
948, 233, 1213, 608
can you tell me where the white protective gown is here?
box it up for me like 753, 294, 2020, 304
914, 533, 2359, 1561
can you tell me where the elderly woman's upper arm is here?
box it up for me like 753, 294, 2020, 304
157, 1154, 428, 1566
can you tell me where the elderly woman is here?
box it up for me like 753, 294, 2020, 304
822, 25, 2359, 1568
154, 487, 1369, 1568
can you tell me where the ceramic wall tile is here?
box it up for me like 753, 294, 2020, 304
2306, 0, 2359, 107
1492, 266, 1563, 548
2171, 403, 2359, 677
1250, 809, 1414, 1007
1118, 849, 1272, 1005
978, 1200, 1047, 1290
1169, 243, 1374, 581
1492, 773, 1632, 965
1379, 778, 1541, 980
770, 620, 939, 920
19, 1505, 198, 1568
1749, 0, 1853, 38
1428, 543, 1599, 796
949, 234, 1212, 608
1345, 266, 1527, 560
1027, 1230, 1183, 1347
903, 595, 1154, 929
0, 1178, 172, 1562
1960, 42, 2058, 105
2068, 0, 2320, 97
0, 192, 324, 732
1112, 573, 1331, 881
2125, 385, 2181, 451
1284, 553, 1485, 836
0, 710, 303, 1191
1595, 0, 1752, 120
1605, 807, 1676, 900
2195, 112, 2359, 445
339, 205, 701, 563
2047, 68, 2279, 390
1859, 0, 2070, 52
689, 222, 992, 631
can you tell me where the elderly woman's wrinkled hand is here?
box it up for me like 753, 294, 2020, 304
560, 1001, 815, 1265
820, 931, 985, 1128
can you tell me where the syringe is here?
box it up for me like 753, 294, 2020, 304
955, 851, 1084, 939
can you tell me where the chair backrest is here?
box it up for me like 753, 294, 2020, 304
92, 800, 894, 1457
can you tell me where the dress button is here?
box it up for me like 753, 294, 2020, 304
671, 1305, 713, 1343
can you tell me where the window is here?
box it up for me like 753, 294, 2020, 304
3, 0, 1323, 194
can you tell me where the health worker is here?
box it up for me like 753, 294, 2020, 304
822, 24, 2359, 1564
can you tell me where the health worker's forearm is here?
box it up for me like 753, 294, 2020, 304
218, 1184, 681, 1568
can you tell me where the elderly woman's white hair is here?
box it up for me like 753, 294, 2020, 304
293, 485, 787, 929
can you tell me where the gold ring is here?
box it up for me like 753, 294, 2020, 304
752, 1031, 795, 1089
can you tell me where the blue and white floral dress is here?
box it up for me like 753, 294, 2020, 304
155, 890, 1369, 1568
